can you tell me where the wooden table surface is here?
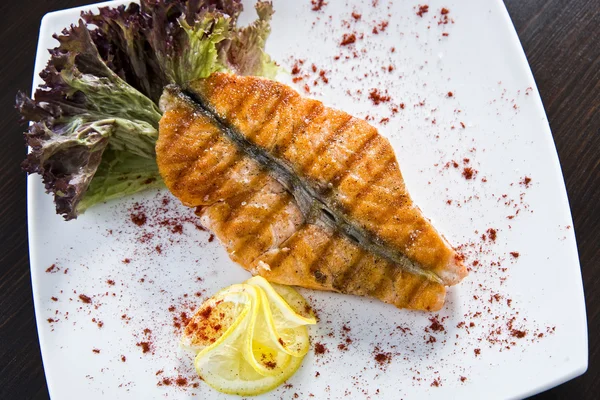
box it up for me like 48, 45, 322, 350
0, 1, 598, 399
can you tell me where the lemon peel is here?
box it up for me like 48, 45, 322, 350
182, 278, 316, 396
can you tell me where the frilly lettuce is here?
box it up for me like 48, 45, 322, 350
17, 0, 276, 220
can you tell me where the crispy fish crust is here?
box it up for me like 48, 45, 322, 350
156, 73, 467, 311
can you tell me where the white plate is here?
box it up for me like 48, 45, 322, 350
28, 0, 587, 399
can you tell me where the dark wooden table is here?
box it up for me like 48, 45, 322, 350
1, 1, 598, 399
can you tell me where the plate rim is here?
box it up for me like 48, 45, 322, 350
27, 1, 588, 399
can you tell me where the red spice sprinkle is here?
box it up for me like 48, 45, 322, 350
374, 352, 391, 365
511, 329, 527, 338
314, 342, 327, 355
460, 376, 467, 382
137, 342, 151, 354
442, 32, 449, 37
520, 176, 532, 188
123, 258, 131, 264
416, 5, 429, 17
175, 377, 188, 386
47, 318, 55, 323
107, 280, 115, 286
431, 379, 441, 387
51, 297, 58, 301
510, 252, 520, 258
45, 264, 58, 273
79, 294, 92, 304
487, 228, 497, 242
121, 355, 126, 362
428, 316, 445, 332
462, 167, 476, 180
130, 212, 147, 226
460, 121, 466, 128
311, 0, 327, 11
351, 12, 361, 20
161, 378, 172, 386
368, 88, 391, 105
199, 306, 213, 319
92, 349, 100, 354
447, 91, 453, 97
340, 33, 357, 46
208, 234, 215, 243
474, 348, 481, 356
372, 20, 389, 34
441, 7, 450, 14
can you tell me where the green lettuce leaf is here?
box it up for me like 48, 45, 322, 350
17, 0, 276, 220
17, 21, 161, 220
219, 1, 278, 78
78, 149, 163, 214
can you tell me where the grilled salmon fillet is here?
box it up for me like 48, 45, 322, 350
156, 73, 467, 311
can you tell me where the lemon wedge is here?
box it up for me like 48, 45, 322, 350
182, 278, 316, 396
247, 276, 316, 357
180, 284, 251, 353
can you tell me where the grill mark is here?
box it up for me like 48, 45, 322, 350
295, 114, 355, 180
218, 175, 285, 226
368, 264, 394, 301
240, 91, 290, 144
227, 88, 268, 124
204, 76, 243, 113
302, 231, 339, 284
159, 110, 196, 156
336, 157, 395, 216
230, 194, 297, 260
172, 135, 238, 200
343, 255, 384, 295
406, 278, 432, 309
166, 85, 442, 284
252, 224, 308, 272
195, 148, 245, 191
170, 131, 222, 195
328, 132, 379, 187
332, 252, 370, 292
211, 172, 272, 224
310, 231, 367, 287
345, 158, 396, 211
272, 100, 324, 158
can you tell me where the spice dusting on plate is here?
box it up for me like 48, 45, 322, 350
314, 342, 328, 355
416, 5, 429, 17
311, 0, 327, 12
78, 294, 92, 304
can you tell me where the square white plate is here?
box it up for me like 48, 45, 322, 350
28, 0, 587, 399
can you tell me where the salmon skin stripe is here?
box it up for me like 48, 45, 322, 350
156, 73, 467, 311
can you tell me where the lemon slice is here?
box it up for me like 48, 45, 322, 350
246, 276, 316, 357
195, 335, 304, 396
183, 279, 316, 396
180, 284, 251, 353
